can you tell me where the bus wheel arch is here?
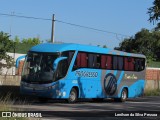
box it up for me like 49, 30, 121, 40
67, 86, 79, 103
72, 86, 79, 98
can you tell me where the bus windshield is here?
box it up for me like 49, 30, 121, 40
22, 52, 59, 83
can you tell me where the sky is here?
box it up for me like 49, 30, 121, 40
0, 0, 155, 48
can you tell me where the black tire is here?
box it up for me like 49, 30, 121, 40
120, 88, 127, 102
68, 88, 78, 103
38, 97, 48, 103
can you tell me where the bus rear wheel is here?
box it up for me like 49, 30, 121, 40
67, 88, 77, 103
114, 88, 127, 102
120, 88, 127, 102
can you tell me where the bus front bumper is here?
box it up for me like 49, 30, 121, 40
20, 82, 59, 98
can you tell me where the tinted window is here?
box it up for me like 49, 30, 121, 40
74, 52, 88, 68
118, 56, 123, 70
135, 58, 145, 71
87, 54, 101, 68
101, 55, 112, 69
113, 56, 118, 69
113, 56, 123, 70
55, 59, 68, 80
124, 57, 134, 71
73, 52, 145, 72
62, 51, 74, 64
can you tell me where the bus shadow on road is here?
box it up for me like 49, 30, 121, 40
31, 98, 116, 105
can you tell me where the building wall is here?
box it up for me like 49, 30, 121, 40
145, 68, 160, 90
0, 52, 26, 75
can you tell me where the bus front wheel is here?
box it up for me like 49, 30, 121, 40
67, 88, 77, 103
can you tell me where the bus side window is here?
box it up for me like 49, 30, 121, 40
107, 56, 112, 69
62, 51, 74, 65
77, 53, 81, 68
113, 56, 118, 69
135, 58, 145, 71
113, 56, 123, 70
68, 52, 74, 63
75, 52, 88, 69
141, 59, 145, 70
88, 54, 98, 68
129, 57, 134, 71
101, 55, 112, 69
101, 55, 107, 69
81, 53, 88, 67
96, 54, 101, 68
135, 59, 140, 71
124, 57, 134, 71
118, 56, 123, 70
56, 59, 68, 79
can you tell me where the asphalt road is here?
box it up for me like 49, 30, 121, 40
10, 96, 160, 120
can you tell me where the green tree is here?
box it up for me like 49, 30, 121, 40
14, 36, 20, 43
115, 29, 160, 60
13, 37, 41, 54
148, 0, 160, 23
21, 37, 41, 45
0, 31, 14, 74
154, 23, 160, 31
103, 45, 107, 48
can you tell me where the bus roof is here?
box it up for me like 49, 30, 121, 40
30, 43, 146, 58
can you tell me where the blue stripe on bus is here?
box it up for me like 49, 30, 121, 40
127, 53, 131, 56
114, 70, 117, 76
106, 70, 111, 74
117, 71, 124, 85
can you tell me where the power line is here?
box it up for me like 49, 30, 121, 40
55, 20, 130, 37
0, 12, 130, 37
0, 13, 52, 21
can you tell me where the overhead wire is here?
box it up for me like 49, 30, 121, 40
0, 12, 130, 38
0, 13, 52, 21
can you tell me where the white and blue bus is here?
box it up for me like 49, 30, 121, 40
19, 43, 146, 103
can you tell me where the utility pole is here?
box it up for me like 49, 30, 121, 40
51, 14, 55, 43
10, 11, 15, 75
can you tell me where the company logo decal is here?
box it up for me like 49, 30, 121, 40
75, 71, 98, 78
124, 74, 137, 80
104, 73, 117, 95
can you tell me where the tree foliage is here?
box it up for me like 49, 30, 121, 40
0, 32, 43, 74
0, 31, 14, 73
12, 36, 42, 54
21, 37, 41, 45
148, 0, 160, 23
115, 28, 160, 61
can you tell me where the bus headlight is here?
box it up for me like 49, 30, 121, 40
48, 85, 56, 89
48, 86, 53, 89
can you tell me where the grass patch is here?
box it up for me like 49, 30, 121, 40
144, 89, 160, 96
0, 93, 28, 120
148, 61, 160, 68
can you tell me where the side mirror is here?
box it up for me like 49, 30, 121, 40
53, 57, 67, 70
16, 55, 26, 68
73, 65, 78, 70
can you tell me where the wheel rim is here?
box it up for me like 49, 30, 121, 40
122, 91, 127, 100
70, 91, 76, 102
